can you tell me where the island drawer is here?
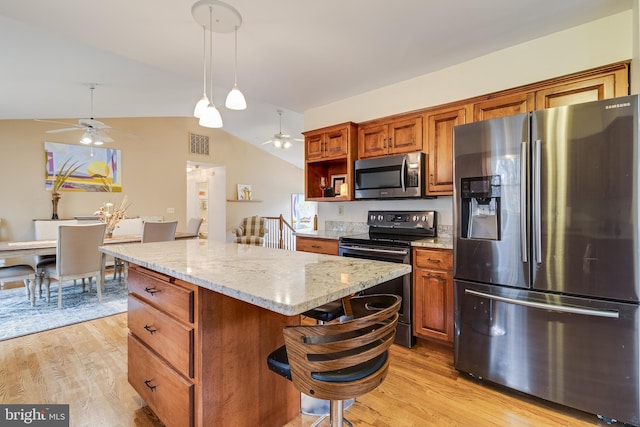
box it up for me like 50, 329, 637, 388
128, 334, 194, 427
414, 248, 453, 270
296, 236, 339, 255
128, 294, 194, 378
128, 266, 194, 323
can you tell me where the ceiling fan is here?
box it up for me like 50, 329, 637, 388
37, 84, 113, 145
262, 110, 303, 149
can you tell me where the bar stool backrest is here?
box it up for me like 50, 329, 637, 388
282, 294, 401, 401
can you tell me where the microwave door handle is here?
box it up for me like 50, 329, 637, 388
401, 156, 407, 192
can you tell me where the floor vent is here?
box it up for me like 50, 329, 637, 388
189, 133, 210, 155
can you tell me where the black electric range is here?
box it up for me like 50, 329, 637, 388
338, 210, 436, 348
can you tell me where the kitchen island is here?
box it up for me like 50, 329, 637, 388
100, 239, 411, 427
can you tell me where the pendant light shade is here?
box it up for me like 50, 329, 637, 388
199, 103, 223, 128
225, 25, 246, 110
80, 131, 92, 144
225, 85, 246, 110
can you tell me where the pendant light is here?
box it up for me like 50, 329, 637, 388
225, 25, 247, 110
199, 4, 223, 128
193, 24, 210, 118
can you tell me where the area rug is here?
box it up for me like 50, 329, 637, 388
0, 278, 127, 341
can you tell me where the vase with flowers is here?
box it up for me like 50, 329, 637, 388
50, 159, 82, 219
94, 196, 131, 238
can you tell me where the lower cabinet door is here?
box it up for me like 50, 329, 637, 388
128, 334, 194, 427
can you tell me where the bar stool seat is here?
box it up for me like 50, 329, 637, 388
302, 300, 345, 323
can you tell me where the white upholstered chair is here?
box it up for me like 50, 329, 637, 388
0, 263, 37, 305
141, 220, 178, 243
40, 223, 107, 309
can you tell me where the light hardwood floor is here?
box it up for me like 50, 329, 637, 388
0, 313, 605, 426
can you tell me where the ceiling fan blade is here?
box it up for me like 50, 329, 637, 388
35, 118, 81, 127
46, 127, 83, 134
262, 139, 275, 145
294, 138, 304, 142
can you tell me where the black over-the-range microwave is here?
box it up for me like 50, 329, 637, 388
354, 152, 431, 199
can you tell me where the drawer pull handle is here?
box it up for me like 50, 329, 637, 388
311, 245, 320, 249
143, 324, 157, 335
144, 287, 158, 296
426, 258, 441, 263
144, 380, 157, 392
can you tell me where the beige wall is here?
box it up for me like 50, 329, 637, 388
0, 117, 303, 241
304, 11, 634, 229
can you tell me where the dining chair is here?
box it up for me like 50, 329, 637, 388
186, 217, 203, 237
141, 220, 178, 243
0, 263, 37, 305
40, 223, 107, 309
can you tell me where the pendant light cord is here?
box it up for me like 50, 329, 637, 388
233, 26, 239, 85
208, 5, 214, 102
202, 25, 207, 96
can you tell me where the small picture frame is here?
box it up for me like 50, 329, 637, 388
331, 174, 347, 196
237, 184, 252, 200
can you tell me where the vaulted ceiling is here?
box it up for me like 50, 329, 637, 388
0, 0, 632, 168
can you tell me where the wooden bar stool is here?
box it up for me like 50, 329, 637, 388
268, 294, 401, 426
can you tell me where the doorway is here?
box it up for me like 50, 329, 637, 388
186, 162, 226, 242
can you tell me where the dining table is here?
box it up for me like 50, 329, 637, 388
0, 231, 198, 305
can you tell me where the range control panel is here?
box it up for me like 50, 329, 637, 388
367, 210, 436, 232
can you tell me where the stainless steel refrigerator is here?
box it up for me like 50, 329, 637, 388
453, 95, 640, 425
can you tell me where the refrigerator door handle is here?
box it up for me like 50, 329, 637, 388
520, 141, 528, 263
533, 139, 542, 264
464, 289, 619, 318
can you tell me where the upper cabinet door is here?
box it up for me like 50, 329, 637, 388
305, 132, 325, 160
358, 123, 388, 159
534, 69, 628, 109
473, 92, 535, 121
425, 106, 469, 195
324, 127, 349, 159
388, 116, 423, 155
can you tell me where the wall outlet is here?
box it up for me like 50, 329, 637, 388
166, 207, 175, 214
338, 205, 344, 216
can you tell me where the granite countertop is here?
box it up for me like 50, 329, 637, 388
100, 239, 411, 316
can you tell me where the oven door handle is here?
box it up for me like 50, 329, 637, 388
340, 245, 409, 256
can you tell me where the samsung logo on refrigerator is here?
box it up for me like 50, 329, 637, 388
605, 102, 631, 109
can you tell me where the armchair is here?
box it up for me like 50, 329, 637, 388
232, 216, 268, 246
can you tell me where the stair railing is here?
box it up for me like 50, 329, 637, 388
263, 215, 296, 251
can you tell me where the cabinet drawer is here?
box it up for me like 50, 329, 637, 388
296, 236, 339, 255
414, 249, 453, 270
128, 335, 194, 427
128, 267, 194, 323
128, 294, 194, 378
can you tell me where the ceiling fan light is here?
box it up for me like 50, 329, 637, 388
80, 131, 93, 144
199, 103, 223, 128
273, 139, 283, 149
225, 85, 246, 110
194, 94, 210, 118
283, 140, 292, 149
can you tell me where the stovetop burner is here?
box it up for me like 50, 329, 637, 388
339, 210, 437, 247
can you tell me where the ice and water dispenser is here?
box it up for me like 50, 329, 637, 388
460, 176, 501, 240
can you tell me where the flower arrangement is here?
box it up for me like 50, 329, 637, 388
94, 196, 131, 237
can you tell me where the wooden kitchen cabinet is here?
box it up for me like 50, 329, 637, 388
534, 66, 628, 109
358, 115, 422, 159
472, 92, 535, 122
424, 105, 470, 195
296, 235, 339, 255
304, 122, 357, 201
413, 248, 454, 344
